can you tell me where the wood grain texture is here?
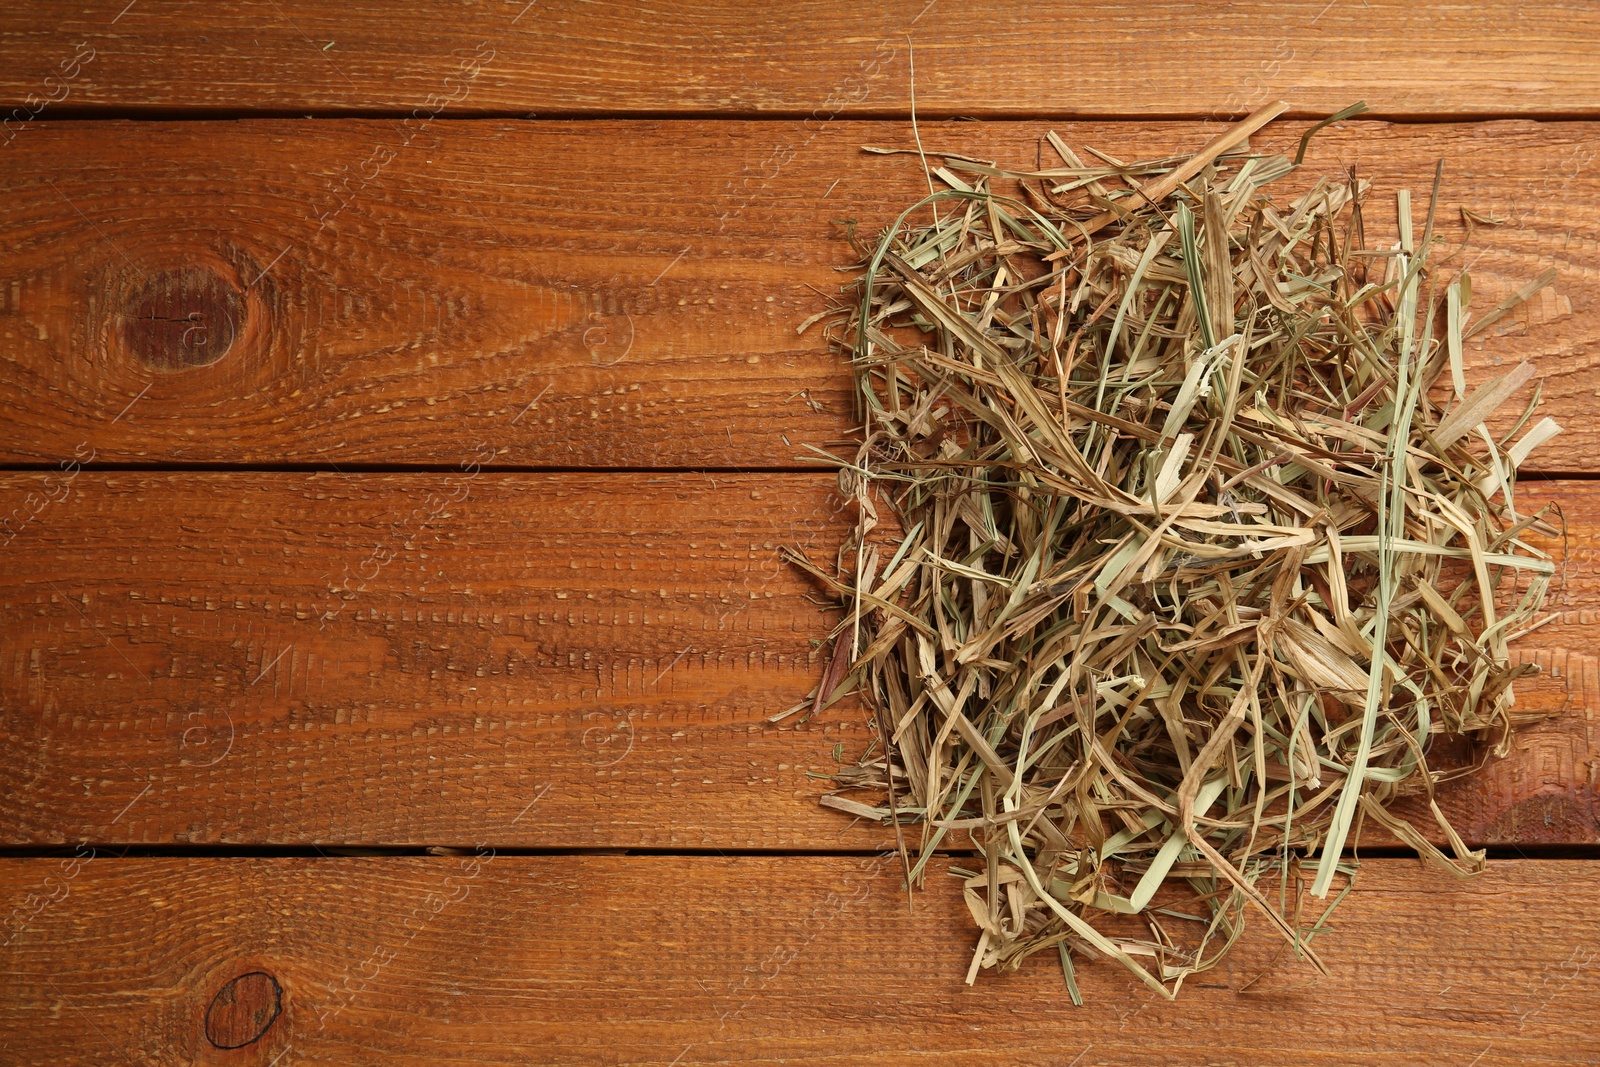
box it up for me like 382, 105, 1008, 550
1, 855, 1597, 1065
0, 472, 853, 847
3, 1, 1600, 118
1, 473, 1593, 847
2, 118, 1597, 470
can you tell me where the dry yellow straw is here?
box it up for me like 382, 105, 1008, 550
791, 104, 1562, 999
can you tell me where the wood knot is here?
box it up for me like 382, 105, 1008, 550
205, 970, 282, 1049
122, 266, 242, 370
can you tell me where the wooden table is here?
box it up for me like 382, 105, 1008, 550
2, 3, 1598, 1063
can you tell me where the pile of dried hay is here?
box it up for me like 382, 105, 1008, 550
787, 102, 1563, 999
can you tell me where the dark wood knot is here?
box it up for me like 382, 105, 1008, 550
205, 970, 282, 1049
122, 266, 242, 370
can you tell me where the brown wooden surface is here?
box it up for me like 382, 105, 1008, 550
1, 118, 1597, 469
3, 1, 1600, 119
1, 472, 1593, 847
2, 856, 1597, 1065
3, 12, 1599, 1059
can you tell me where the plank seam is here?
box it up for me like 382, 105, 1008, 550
1, 845, 1597, 859
1, 466, 1597, 478
20, 109, 1600, 124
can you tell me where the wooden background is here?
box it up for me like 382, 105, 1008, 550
1, 3, 1597, 1063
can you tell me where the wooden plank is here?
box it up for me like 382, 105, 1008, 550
3, 2, 1599, 118
1, 473, 1594, 847
2, 118, 1595, 470
1, 855, 1596, 1064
